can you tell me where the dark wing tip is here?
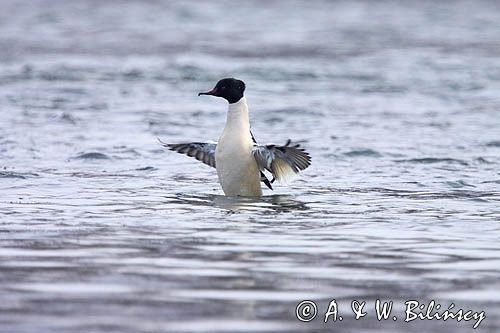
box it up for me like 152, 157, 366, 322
157, 137, 173, 149
158, 138, 186, 153
157, 137, 166, 146
260, 171, 273, 190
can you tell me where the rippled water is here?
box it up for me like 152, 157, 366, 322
1, 0, 500, 332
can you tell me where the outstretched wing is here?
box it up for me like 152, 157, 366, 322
252, 139, 311, 184
159, 139, 216, 168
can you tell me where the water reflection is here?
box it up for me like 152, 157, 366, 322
165, 193, 309, 213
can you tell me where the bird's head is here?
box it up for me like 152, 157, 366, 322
198, 78, 245, 104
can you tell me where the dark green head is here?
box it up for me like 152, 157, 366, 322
198, 78, 246, 104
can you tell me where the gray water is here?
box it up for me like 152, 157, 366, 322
1, 0, 500, 332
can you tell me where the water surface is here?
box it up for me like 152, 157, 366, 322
1, 0, 500, 332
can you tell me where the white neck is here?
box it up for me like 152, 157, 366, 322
225, 97, 250, 132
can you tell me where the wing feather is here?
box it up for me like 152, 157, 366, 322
159, 138, 216, 168
252, 140, 311, 184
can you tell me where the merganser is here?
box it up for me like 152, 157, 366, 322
160, 78, 311, 197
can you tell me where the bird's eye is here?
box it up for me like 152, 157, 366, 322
221, 86, 226, 90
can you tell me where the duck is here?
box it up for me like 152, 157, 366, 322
160, 78, 311, 197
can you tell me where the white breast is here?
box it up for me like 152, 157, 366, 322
215, 97, 262, 197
